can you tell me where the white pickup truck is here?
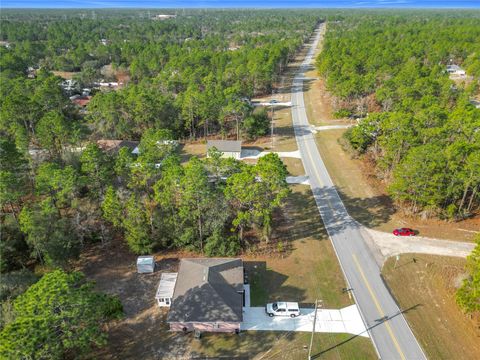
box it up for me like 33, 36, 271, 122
265, 301, 300, 318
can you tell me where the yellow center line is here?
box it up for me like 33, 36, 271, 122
352, 254, 406, 360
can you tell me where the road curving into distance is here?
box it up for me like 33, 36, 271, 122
291, 23, 427, 360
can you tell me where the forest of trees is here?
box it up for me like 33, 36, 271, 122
1, 9, 320, 142
456, 236, 480, 316
317, 13, 480, 220
2, 8, 479, 355
0, 9, 318, 264
0, 9, 322, 354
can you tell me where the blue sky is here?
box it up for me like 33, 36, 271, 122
2, 1, 480, 8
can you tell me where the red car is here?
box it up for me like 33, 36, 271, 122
393, 228, 415, 236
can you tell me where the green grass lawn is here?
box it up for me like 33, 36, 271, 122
193, 330, 376, 360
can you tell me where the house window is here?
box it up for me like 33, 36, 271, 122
165, 298, 170, 305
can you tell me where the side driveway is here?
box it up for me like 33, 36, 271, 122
361, 227, 476, 266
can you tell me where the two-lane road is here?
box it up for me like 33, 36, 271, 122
291, 24, 426, 360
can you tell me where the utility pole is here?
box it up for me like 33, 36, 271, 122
271, 86, 275, 150
271, 104, 274, 150
308, 299, 319, 360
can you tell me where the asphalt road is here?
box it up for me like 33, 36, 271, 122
291, 24, 427, 360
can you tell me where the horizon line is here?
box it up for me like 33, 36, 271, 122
2, 6, 480, 9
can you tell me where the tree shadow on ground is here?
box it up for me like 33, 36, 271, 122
305, 185, 396, 238
275, 189, 328, 244
336, 188, 396, 230
244, 261, 306, 306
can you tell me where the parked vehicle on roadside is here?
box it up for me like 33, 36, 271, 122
265, 301, 300, 318
393, 228, 415, 236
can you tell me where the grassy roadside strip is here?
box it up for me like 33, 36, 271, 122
382, 254, 480, 360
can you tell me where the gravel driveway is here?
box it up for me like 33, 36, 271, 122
361, 227, 475, 265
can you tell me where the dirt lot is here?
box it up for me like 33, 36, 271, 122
51, 70, 80, 79
382, 254, 480, 360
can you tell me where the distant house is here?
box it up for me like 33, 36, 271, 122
446, 64, 466, 77
61, 79, 77, 92
131, 140, 178, 156
469, 99, 480, 109
94, 81, 122, 89
27, 66, 37, 79
207, 140, 242, 159
96, 139, 139, 155
154, 14, 176, 20
71, 95, 92, 107
167, 258, 244, 333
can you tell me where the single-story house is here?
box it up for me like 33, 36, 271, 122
131, 139, 178, 155
154, 14, 177, 20
207, 140, 242, 159
71, 95, 92, 107
167, 258, 244, 333
96, 139, 139, 155
446, 64, 466, 76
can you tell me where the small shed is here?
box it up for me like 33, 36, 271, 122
207, 140, 242, 159
156, 273, 178, 307
137, 256, 155, 273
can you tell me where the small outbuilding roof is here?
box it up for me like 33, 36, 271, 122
167, 258, 244, 323
156, 273, 178, 299
207, 140, 242, 153
137, 256, 155, 265
72, 96, 92, 107
97, 139, 139, 154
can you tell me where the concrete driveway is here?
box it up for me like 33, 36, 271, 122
240, 305, 368, 337
240, 149, 302, 159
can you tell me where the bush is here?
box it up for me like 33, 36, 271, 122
343, 126, 372, 153
243, 109, 270, 140
333, 109, 352, 119
204, 231, 240, 257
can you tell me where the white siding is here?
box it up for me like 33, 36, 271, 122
156, 273, 178, 307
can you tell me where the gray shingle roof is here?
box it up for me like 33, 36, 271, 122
167, 258, 243, 323
207, 140, 242, 153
